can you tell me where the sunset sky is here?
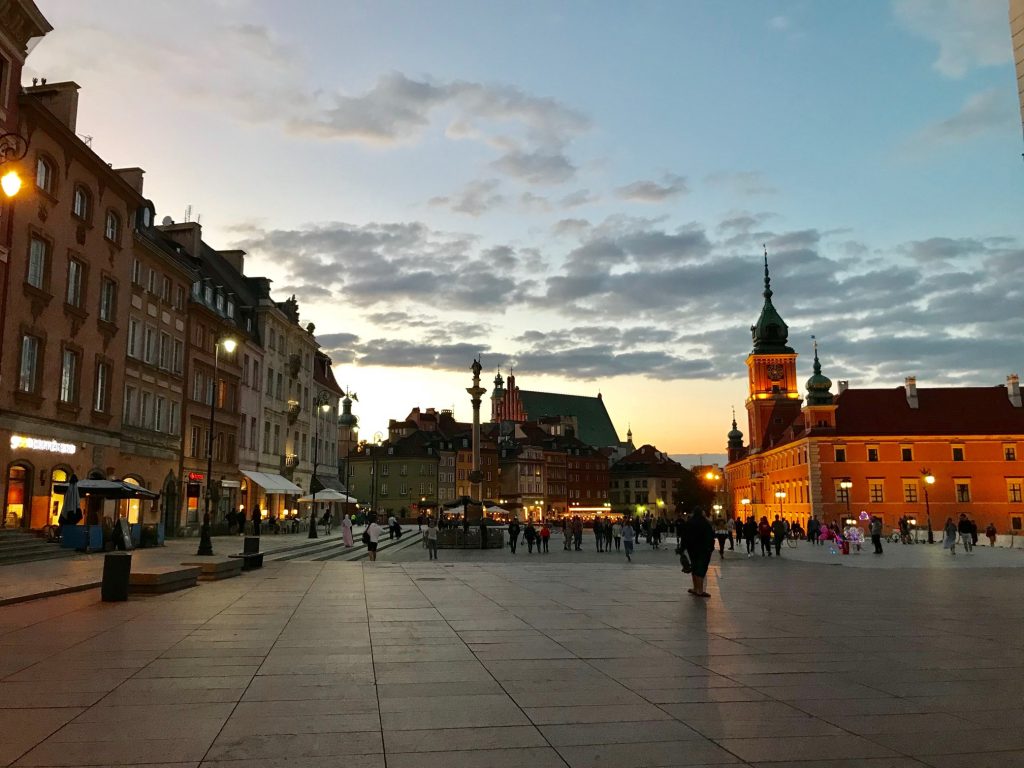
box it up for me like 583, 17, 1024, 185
24, 0, 1023, 456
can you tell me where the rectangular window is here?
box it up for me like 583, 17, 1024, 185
273, 424, 280, 454
144, 326, 156, 365
834, 480, 849, 504
867, 447, 879, 463
868, 480, 884, 504
253, 361, 261, 392
955, 481, 971, 503
834, 447, 846, 463
94, 361, 110, 412
132, 259, 142, 286
59, 348, 78, 403
155, 395, 165, 432
66, 259, 84, 307
172, 339, 184, 374
190, 426, 201, 457
175, 285, 185, 310
903, 481, 918, 503
276, 373, 283, 400
267, 367, 274, 396
1008, 481, 1023, 504
141, 391, 152, 429
250, 417, 257, 450
169, 401, 180, 435
263, 421, 271, 453
18, 335, 39, 392
192, 371, 202, 402
206, 376, 214, 406
952, 446, 965, 462
127, 318, 140, 359
124, 386, 137, 425
147, 268, 156, 295
99, 278, 116, 322
161, 276, 171, 303
1005, 445, 1017, 461
27, 237, 48, 289
242, 354, 250, 386
901, 446, 913, 462
159, 333, 171, 370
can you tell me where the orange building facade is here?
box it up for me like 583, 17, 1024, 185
726, 259, 1024, 535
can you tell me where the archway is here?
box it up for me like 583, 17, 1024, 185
3, 463, 33, 529
161, 472, 179, 535
122, 476, 144, 524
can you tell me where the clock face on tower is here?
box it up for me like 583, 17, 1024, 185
766, 363, 784, 382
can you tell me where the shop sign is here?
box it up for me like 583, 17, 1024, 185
10, 434, 77, 455
188, 471, 205, 482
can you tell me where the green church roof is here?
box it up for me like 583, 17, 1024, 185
751, 251, 795, 355
517, 390, 621, 448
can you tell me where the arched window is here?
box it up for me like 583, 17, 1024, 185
49, 467, 71, 525
123, 476, 144, 525
35, 156, 55, 195
104, 211, 121, 242
72, 185, 91, 221
4, 463, 33, 529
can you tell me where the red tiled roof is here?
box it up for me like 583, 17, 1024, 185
833, 386, 1024, 436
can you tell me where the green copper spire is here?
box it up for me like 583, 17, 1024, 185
750, 246, 794, 354
805, 337, 834, 406
727, 406, 744, 450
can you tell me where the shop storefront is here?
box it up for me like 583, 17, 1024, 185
3, 433, 84, 530
240, 470, 302, 520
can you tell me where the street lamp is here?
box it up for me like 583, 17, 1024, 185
774, 490, 786, 517
740, 498, 751, 520
371, 432, 383, 519
199, 336, 236, 555
921, 469, 935, 543
839, 479, 852, 519
1, 170, 20, 197
308, 392, 332, 539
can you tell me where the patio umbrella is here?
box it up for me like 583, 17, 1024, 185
297, 489, 350, 503
59, 473, 82, 525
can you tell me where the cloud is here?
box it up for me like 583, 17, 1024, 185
911, 89, 1015, 149
893, 0, 1012, 78
615, 173, 688, 202
560, 189, 599, 208
490, 148, 577, 184
429, 178, 505, 216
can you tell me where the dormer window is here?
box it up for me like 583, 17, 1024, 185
204, 284, 213, 305
226, 300, 235, 318
72, 185, 91, 221
215, 293, 225, 313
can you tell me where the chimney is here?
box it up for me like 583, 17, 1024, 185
218, 249, 246, 275
25, 81, 81, 132
905, 376, 918, 409
114, 167, 145, 194
1008, 374, 1022, 408
837, 380, 849, 394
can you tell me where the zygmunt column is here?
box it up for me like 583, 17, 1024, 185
466, 358, 487, 510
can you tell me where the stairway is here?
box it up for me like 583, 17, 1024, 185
0, 529, 73, 566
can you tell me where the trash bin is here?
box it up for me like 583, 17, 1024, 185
101, 552, 132, 602
243, 536, 261, 555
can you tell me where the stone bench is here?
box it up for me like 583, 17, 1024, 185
228, 552, 264, 570
128, 566, 200, 594
180, 558, 243, 581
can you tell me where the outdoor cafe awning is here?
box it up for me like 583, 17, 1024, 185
240, 470, 303, 495
53, 479, 159, 500
297, 489, 356, 503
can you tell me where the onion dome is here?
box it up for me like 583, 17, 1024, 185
805, 340, 833, 406
338, 394, 359, 428
727, 409, 744, 450
750, 248, 795, 355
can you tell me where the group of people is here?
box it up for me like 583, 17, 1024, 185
507, 520, 551, 553
943, 513, 992, 555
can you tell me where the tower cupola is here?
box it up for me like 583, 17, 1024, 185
750, 248, 794, 355
804, 338, 834, 406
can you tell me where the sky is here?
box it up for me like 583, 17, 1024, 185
22, 0, 1024, 456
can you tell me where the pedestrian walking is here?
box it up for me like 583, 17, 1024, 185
986, 522, 997, 547
540, 523, 550, 553
771, 515, 786, 556
970, 518, 979, 548
524, 522, 537, 553
322, 508, 332, 535
604, 520, 613, 552
713, 516, 729, 559
563, 518, 571, 550
594, 518, 605, 552
612, 519, 623, 551
417, 513, 424, 532
622, 517, 635, 562
726, 516, 736, 550
573, 516, 583, 550
251, 505, 262, 537
758, 516, 772, 557
807, 515, 820, 546
943, 517, 957, 556
743, 516, 757, 557
365, 517, 383, 561
683, 508, 715, 598
870, 515, 883, 554
509, 519, 520, 554
388, 514, 397, 540
957, 514, 974, 553
342, 514, 354, 547
426, 517, 439, 560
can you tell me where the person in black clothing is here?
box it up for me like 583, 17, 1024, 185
251, 505, 261, 536
682, 508, 715, 598
743, 516, 757, 557
508, 519, 520, 554
771, 515, 786, 556
594, 518, 604, 552
524, 522, 537, 553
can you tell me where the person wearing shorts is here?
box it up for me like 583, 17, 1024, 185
366, 518, 383, 561
622, 518, 635, 562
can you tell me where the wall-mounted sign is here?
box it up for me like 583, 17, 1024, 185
188, 471, 205, 482
10, 435, 77, 455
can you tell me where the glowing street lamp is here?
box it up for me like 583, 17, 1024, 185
1, 170, 21, 198
839, 478, 853, 518
308, 391, 332, 539
774, 490, 786, 517
199, 336, 237, 556
922, 469, 936, 543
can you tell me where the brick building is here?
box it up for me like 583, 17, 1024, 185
609, 444, 687, 519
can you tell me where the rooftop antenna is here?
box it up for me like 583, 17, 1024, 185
184, 204, 192, 223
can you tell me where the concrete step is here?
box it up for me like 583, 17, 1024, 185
0, 530, 71, 565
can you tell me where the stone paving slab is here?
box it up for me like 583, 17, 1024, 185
1, 552, 1022, 767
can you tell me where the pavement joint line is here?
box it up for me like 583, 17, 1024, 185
364, 556, 388, 768
399, 561, 573, 768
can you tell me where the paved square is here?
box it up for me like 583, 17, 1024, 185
1, 537, 1022, 767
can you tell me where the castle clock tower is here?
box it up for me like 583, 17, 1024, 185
745, 251, 801, 451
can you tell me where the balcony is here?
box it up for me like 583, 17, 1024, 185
287, 399, 301, 425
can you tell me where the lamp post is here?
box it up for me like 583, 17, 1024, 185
0, 133, 27, 401
371, 432, 383, 520
199, 336, 236, 556
921, 469, 935, 543
839, 479, 852, 520
740, 497, 751, 520
308, 392, 331, 539
774, 490, 786, 518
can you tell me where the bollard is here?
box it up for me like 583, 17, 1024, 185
101, 552, 132, 602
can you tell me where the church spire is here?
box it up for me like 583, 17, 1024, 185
805, 335, 834, 406
750, 246, 794, 355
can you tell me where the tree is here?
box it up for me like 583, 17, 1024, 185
673, 468, 715, 514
